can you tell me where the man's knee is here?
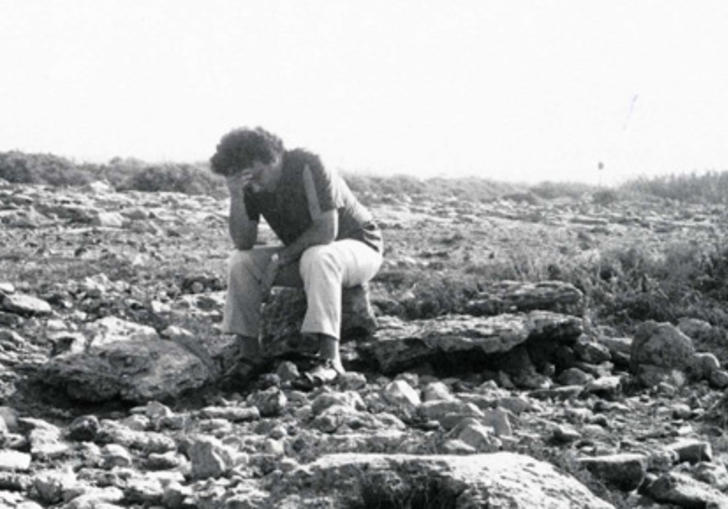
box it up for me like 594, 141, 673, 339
228, 249, 255, 274
299, 245, 339, 279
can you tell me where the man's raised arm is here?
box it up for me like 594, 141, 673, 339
227, 175, 258, 250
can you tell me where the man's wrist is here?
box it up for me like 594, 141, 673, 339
277, 250, 293, 266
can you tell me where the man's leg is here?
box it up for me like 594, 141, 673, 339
298, 240, 383, 375
222, 247, 283, 369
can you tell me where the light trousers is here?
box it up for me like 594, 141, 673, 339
222, 240, 382, 340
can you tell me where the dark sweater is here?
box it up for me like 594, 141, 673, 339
243, 149, 382, 252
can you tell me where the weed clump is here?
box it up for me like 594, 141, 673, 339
351, 471, 461, 509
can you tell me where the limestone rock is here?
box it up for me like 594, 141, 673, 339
361, 311, 582, 373
188, 436, 236, 479
20, 418, 71, 459
261, 285, 377, 358
0, 450, 31, 471
447, 418, 502, 452
631, 321, 696, 386
383, 380, 421, 407
1, 293, 51, 316
710, 369, 728, 388
92, 211, 124, 228
579, 453, 647, 491
666, 439, 713, 464
284, 452, 614, 508
690, 352, 721, 380
465, 280, 584, 316
642, 472, 728, 508
41, 316, 210, 403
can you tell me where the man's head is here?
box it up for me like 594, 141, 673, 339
210, 127, 284, 178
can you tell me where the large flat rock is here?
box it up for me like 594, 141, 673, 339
41, 317, 210, 403
282, 452, 614, 508
359, 311, 582, 373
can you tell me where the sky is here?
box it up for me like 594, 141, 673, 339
2, 1, 728, 185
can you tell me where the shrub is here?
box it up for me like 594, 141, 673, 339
117, 163, 225, 195
0, 151, 95, 186
530, 181, 599, 200
619, 171, 728, 204
352, 471, 461, 509
592, 189, 619, 205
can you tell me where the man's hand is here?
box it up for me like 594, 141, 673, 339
226, 172, 253, 194
261, 252, 281, 304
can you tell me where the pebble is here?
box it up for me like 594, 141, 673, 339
383, 380, 421, 407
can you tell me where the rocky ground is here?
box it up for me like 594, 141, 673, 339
2, 178, 728, 507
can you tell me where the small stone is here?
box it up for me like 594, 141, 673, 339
709, 369, 728, 389
275, 361, 300, 382
557, 367, 594, 386
101, 444, 133, 469
449, 418, 501, 452
382, 380, 421, 407
254, 388, 288, 417
0, 450, 31, 471
422, 381, 454, 402
162, 481, 192, 509
671, 403, 693, 420
263, 439, 285, 456
552, 424, 581, 444
147, 451, 186, 470
646, 448, 678, 472
188, 435, 235, 479
666, 439, 712, 464
311, 391, 365, 416
439, 439, 477, 454
690, 352, 721, 380
496, 396, 532, 415
584, 376, 621, 399
482, 408, 513, 437
1, 294, 52, 316
22, 419, 70, 459
31, 470, 78, 505
574, 336, 612, 363
68, 415, 99, 441
338, 371, 367, 390
418, 399, 483, 429
0, 407, 19, 432
201, 406, 260, 422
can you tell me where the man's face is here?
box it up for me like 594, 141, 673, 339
241, 158, 279, 193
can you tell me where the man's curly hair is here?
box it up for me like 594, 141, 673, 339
210, 127, 285, 176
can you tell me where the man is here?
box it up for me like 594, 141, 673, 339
210, 127, 383, 385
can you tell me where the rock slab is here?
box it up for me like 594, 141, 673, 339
41, 316, 210, 403
361, 311, 582, 373
284, 452, 614, 508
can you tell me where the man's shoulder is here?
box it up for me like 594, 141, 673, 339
283, 149, 325, 173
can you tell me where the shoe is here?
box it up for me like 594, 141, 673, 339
294, 359, 344, 390
221, 356, 268, 387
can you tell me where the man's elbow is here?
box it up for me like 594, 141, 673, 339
318, 220, 337, 244
233, 239, 255, 251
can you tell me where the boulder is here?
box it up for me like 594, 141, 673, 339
465, 280, 584, 316
579, 453, 647, 491
283, 452, 614, 508
630, 321, 696, 386
261, 285, 377, 358
1, 294, 51, 316
360, 311, 582, 373
41, 317, 210, 403
642, 472, 728, 508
